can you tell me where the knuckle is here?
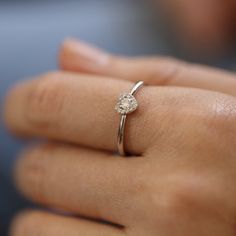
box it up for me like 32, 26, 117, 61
203, 96, 236, 138
27, 71, 66, 126
163, 179, 207, 214
213, 96, 236, 124
169, 94, 236, 150
147, 173, 222, 223
10, 211, 45, 236
147, 57, 188, 85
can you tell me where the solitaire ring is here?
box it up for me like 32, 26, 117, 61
115, 81, 144, 156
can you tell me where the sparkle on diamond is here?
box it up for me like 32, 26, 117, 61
115, 93, 138, 115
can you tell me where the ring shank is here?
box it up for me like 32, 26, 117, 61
117, 115, 127, 156
117, 81, 144, 156
130, 81, 145, 95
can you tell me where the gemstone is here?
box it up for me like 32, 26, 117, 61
115, 93, 138, 115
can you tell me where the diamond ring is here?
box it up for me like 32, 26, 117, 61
115, 81, 145, 156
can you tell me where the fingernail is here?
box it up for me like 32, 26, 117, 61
63, 38, 109, 67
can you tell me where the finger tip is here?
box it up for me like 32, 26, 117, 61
10, 210, 44, 236
13, 146, 41, 201
3, 84, 21, 130
59, 37, 110, 71
3, 80, 35, 137
58, 38, 81, 71
60, 37, 93, 56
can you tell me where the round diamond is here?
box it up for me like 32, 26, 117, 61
115, 93, 138, 115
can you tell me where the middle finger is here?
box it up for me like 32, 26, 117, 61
15, 143, 142, 225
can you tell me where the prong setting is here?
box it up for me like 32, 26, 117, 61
115, 93, 138, 115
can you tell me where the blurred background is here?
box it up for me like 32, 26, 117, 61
1, 0, 236, 235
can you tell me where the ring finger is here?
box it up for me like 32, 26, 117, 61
5, 70, 233, 156
4, 72, 155, 155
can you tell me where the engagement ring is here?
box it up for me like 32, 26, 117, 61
115, 81, 144, 156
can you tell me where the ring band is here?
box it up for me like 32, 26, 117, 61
115, 81, 145, 156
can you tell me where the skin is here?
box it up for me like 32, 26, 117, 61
4, 39, 236, 235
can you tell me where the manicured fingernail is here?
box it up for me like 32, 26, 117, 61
63, 38, 109, 66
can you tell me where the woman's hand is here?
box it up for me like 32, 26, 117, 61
5, 40, 236, 236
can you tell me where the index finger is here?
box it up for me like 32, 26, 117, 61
59, 39, 236, 97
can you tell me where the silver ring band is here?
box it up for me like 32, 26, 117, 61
115, 81, 144, 156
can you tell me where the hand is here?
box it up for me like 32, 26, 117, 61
5, 40, 236, 236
